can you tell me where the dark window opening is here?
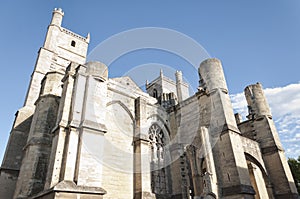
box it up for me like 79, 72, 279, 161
71, 40, 76, 47
153, 89, 158, 98
227, 173, 231, 181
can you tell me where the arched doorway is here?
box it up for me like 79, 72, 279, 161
245, 153, 273, 199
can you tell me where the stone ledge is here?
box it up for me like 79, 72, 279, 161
261, 145, 283, 155
275, 192, 300, 199
53, 181, 106, 194
0, 167, 20, 172
133, 133, 149, 142
30, 180, 106, 199
24, 136, 52, 150
134, 191, 156, 199
34, 94, 61, 106
222, 184, 255, 196
80, 120, 107, 133
217, 124, 240, 136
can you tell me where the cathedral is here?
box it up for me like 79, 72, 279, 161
0, 8, 298, 199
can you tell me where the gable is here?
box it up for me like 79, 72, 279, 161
110, 76, 144, 92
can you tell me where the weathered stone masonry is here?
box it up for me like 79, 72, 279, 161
0, 8, 298, 199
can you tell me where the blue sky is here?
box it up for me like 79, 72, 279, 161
0, 1, 300, 160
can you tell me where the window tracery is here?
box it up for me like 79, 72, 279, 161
149, 123, 167, 194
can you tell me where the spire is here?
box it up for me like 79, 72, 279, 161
160, 69, 163, 78
175, 70, 182, 83
86, 33, 90, 43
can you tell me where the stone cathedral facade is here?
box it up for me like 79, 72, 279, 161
0, 8, 298, 199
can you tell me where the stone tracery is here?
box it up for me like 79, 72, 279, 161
149, 123, 167, 195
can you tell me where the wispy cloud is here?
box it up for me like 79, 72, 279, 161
231, 83, 300, 158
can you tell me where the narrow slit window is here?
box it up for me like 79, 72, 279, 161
71, 40, 76, 47
153, 89, 157, 98
227, 173, 231, 181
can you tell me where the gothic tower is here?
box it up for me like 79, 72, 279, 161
146, 69, 189, 107
244, 83, 298, 198
0, 8, 298, 199
0, 8, 89, 199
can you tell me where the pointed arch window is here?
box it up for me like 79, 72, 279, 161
149, 123, 167, 194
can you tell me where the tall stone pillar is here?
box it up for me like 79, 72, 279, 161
74, 62, 108, 188
176, 71, 183, 102
198, 58, 255, 199
168, 109, 187, 199
175, 70, 189, 102
14, 72, 63, 198
133, 97, 155, 199
186, 145, 202, 197
200, 126, 218, 197
41, 62, 107, 199
44, 63, 78, 189
245, 83, 298, 198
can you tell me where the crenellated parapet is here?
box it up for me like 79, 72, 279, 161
61, 28, 90, 43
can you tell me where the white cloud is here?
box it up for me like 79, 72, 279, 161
264, 84, 300, 118
231, 82, 300, 158
230, 92, 248, 119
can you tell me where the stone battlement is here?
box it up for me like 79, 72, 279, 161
61, 27, 89, 42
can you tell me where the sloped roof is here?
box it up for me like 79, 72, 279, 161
110, 76, 143, 92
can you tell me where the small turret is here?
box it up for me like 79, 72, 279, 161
175, 71, 182, 82
86, 32, 90, 43
51, 8, 64, 26
198, 58, 228, 93
85, 61, 108, 81
175, 70, 183, 102
244, 83, 271, 119
198, 58, 239, 130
